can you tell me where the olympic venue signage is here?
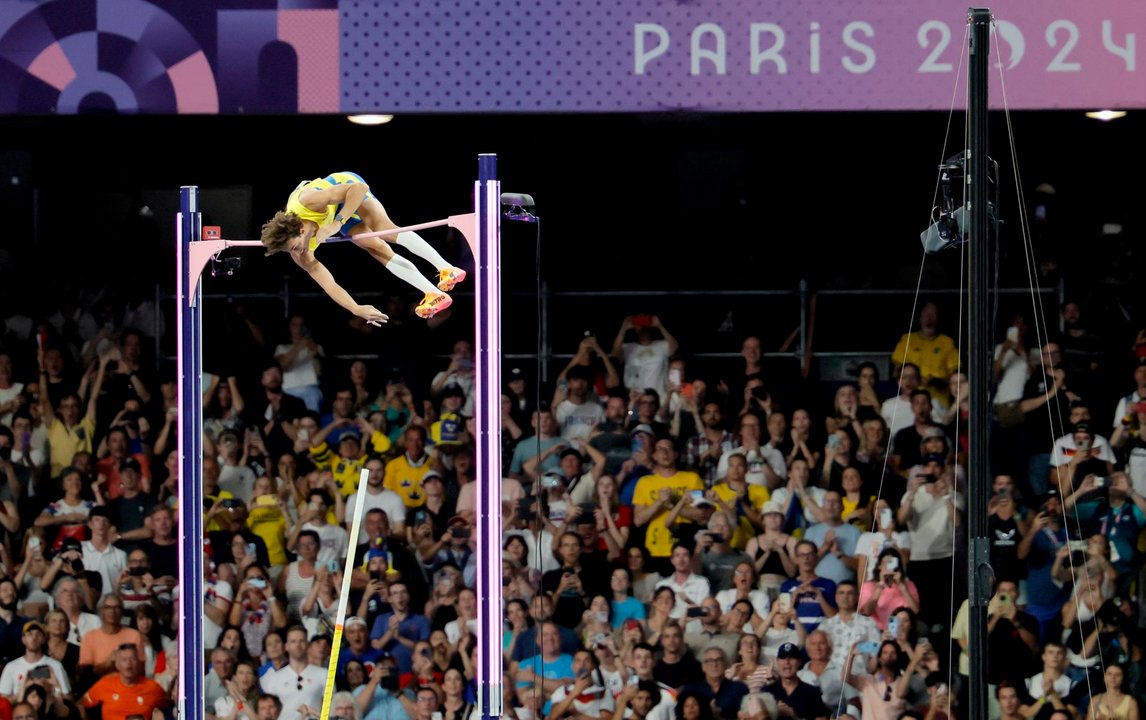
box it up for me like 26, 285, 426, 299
0, 0, 1142, 114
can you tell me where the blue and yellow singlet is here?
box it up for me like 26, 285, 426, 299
285, 171, 374, 252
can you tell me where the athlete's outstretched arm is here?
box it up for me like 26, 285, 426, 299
292, 251, 387, 326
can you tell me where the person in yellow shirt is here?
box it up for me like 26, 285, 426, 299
632, 438, 704, 573
259, 171, 466, 321
40, 350, 107, 479
711, 453, 770, 549
308, 417, 392, 497
384, 425, 433, 508
890, 301, 960, 405
246, 475, 290, 570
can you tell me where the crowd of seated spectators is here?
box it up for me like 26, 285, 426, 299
2, 280, 1146, 720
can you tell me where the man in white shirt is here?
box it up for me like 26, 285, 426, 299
715, 412, 786, 489
818, 580, 880, 671
655, 543, 711, 618
260, 625, 326, 720
547, 648, 616, 719
345, 458, 407, 543
993, 317, 1032, 407
1050, 402, 1116, 469
1024, 641, 1075, 709
0, 621, 72, 704
881, 363, 946, 438
553, 366, 605, 444
81, 507, 126, 596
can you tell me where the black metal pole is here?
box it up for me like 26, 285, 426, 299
967, 8, 994, 720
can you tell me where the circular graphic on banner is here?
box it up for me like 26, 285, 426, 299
0, 0, 218, 113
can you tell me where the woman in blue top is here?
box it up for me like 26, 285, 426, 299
610, 566, 647, 630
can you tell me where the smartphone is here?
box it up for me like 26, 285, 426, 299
685, 606, 708, 618
27, 666, 51, 680
668, 368, 682, 386
888, 616, 900, 636
326, 560, 340, 573
27, 536, 41, 551
1067, 539, 1089, 552
541, 474, 563, 489
688, 489, 705, 503
856, 641, 880, 654
249, 577, 267, 589
778, 592, 792, 613
632, 314, 652, 328
886, 557, 899, 572
256, 494, 277, 507
1006, 326, 1019, 343
879, 508, 893, 529
1093, 476, 1107, 488
246, 543, 257, 558
449, 526, 472, 539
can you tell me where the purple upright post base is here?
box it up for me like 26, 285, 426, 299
474, 154, 504, 718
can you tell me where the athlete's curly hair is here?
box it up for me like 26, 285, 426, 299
260, 211, 303, 255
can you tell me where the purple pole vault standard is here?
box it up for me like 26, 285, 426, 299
176, 187, 206, 720
475, 153, 504, 719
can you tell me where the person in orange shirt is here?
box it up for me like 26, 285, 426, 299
81, 643, 168, 720
77, 595, 146, 688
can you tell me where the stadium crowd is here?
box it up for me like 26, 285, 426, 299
1, 273, 1145, 720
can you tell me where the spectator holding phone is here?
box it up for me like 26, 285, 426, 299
0, 620, 71, 705
897, 454, 962, 634
1110, 399, 1146, 494
1017, 489, 1072, 643
1053, 423, 1113, 492
299, 561, 339, 640
858, 548, 920, 630
611, 314, 680, 404
1067, 472, 1146, 595
353, 654, 406, 718
421, 514, 476, 589
760, 597, 806, 663
778, 540, 838, 634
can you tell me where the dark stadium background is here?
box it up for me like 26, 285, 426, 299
1, 110, 1141, 413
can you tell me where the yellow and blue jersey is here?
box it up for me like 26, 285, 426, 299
285, 171, 374, 251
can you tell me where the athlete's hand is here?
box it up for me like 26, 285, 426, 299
354, 305, 389, 326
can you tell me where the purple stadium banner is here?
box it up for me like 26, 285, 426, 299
0, 0, 1141, 114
